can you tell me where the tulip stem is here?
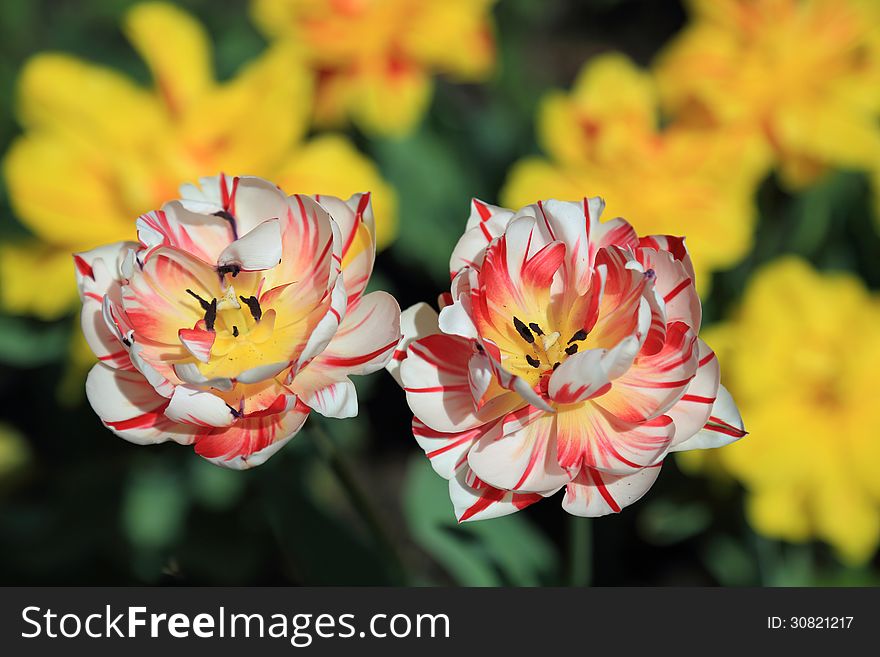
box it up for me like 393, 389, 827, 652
309, 422, 410, 585
567, 516, 592, 586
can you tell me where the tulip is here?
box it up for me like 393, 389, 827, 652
77, 175, 400, 468
390, 198, 745, 520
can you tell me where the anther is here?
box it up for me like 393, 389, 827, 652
204, 299, 218, 331
645, 268, 656, 280
567, 329, 588, 344
240, 295, 263, 321
186, 288, 212, 311
565, 343, 579, 355
528, 322, 544, 336
217, 264, 241, 277
513, 317, 535, 344
526, 354, 541, 369
232, 325, 240, 337
213, 210, 239, 240
552, 362, 560, 370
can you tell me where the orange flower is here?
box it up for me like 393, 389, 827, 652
251, 0, 498, 136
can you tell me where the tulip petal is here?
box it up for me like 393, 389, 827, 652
671, 384, 746, 451
386, 302, 439, 384
86, 363, 196, 445
548, 335, 640, 404
401, 333, 520, 433
216, 219, 282, 272
666, 339, 720, 447
562, 465, 662, 517
137, 203, 232, 264
594, 322, 698, 423
306, 291, 401, 377
314, 192, 376, 304
556, 402, 674, 474
450, 464, 547, 523
301, 378, 358, 419
194, 399, 310, 469
449, 198, 515, 275
468, 405, 572, 493
165, 385, 237, 427
412, 417, 492, 480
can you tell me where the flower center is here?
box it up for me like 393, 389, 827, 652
183, 282, 284, 379
510, 315, 588, 385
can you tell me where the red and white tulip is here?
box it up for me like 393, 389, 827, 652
389, 198, 745, 520
76, 174, 400, 468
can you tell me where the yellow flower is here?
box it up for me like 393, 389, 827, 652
501, 54, 768, 295
682, 257, 880, 564
250, 0, 498, 137
655, 0, 880, 189
1, 2, 397, 322
0, 423, 31, 480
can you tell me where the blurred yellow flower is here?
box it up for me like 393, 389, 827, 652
251, 0, 498, 137
501, 54, 768, 294
681, 257, 880, 564
655, 0, 880, 189
0, 423, 31, 480
1, 1, 397, 321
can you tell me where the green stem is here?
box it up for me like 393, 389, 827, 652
567, 515, 592, 586
310, 422, 410, 585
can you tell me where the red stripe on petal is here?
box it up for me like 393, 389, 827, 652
663, 278, 692, 303
321, 339, 397, 368
588, 467, 621, 513
680, 394, 715, 404
473, 199, 492, 221
105, 401, 170, 431
73, 255, 94, 279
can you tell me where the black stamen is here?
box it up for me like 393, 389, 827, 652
186, 288, 211, 311
217, 264, 241, 277
213, 210, 239, 240
565, 343, 579, 355
240, 295, 263, 321
513, 316, 534, 344
232, 325, 239, 337
567, 329, 588, 344
526, 354, 541, 368
204, 299, 217, 331
552, 362, 560, 370
528, 322, 544, 336
122, 336, 132, 347
475, 343, 484, 353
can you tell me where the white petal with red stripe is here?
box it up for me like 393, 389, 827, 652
468, 405, 571, 493
307, 291, 400, 377
412, 417, 492, 480
86, 363, 196, 446
666, 338, 720, 447
216, 219, 282, 272
548, 335, 640, 405
387, 302, 440, 384
671, 384, 746, 452
555, 403, 675, 474
165, 385, 237, 427
562, 465, 662, 517
450, 463, 547, 523
194, 400, 310, 470
595, 322, 698, 423
401, 333, 520, 433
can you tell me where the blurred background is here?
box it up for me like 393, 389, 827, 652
1, 0, 879, 586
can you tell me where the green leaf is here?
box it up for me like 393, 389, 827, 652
403, 456, 558, 586
637, 498, 712, 546
0, 315, 70, 366
376, 129, 477, 285
122, 462, 187, 551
